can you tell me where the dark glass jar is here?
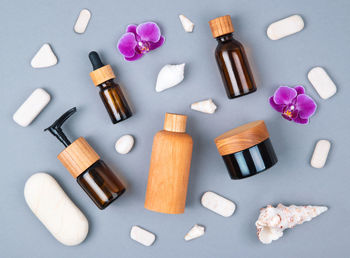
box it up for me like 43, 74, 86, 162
77, 160, 126, 209
209, 15, 257, 99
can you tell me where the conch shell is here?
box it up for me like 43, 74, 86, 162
256, 204, 328, 244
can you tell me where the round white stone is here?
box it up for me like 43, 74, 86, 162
115, 135, 134, 154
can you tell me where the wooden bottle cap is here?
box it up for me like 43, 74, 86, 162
89, 65, 116, 86
57, 137, 100, 178
214, 120, 270, 156
209, 15, 234, 38
163, 113, 187, 133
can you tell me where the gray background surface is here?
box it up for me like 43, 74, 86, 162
1, 0, 349, 257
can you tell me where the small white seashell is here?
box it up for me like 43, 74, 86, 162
74, 9, 91, 34
130, 226, 156, 246
191, 99, 217, 114
184, 224, 205, 241
256, 204, 328, 244
201, 191, 236, 217
115, 135, 134, 154
267, 15, 304, 40
155, 63, 185, 92
31, 43, 58, 68
179, 14, 194, 32
311, 139, 331, 168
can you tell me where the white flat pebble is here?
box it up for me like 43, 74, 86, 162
191, 99, 217, 114
201, 191, 236, 217
267, 15, 304, 40
31, 43, 58, 68
13, 88, 50, 127
24, 173, 89, 246
311, 140, 331, 168
179, 14, 194, 32
184, 224, 205, 241
130, 226, 156, 246
308, 67, 337, 99
74, 9, 91, 34
156, 63, 185, 92
115, 135, 134, 154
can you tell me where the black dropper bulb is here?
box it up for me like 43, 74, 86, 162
89, 51, 104, 70
44, 107, 77, 147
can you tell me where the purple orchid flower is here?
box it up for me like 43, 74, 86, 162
269, 86, 317, 124
117, 22, 165, 61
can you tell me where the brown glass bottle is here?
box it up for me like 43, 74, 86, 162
77, 160, 125, 209
209, 15, 257, 99
89, 51, 132, 124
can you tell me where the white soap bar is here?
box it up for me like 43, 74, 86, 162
74, 9, 91, 34
267, 15, 304, 40
311, 140, 331, 168
24, 173, 89, 246
184, 224, 205, 241
115, 135, 134, 154
308, 67, 337, 99
31, 43, 58, 68
201, 191, 236, 217
130, 226, 156, 246
13, 88, 50, 127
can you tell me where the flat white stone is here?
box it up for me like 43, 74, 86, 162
156, 63, 185, 92
267, 15, 304, 40
311, 140, 331, 168
191, 99, 217, 114
31, 43, 58, 68
115, 135, 134, 154
308, 67, 337, 99
130, 226, 156, 246
13, 88, 50, 127
184, 224, 205, 241
201, 191, 236, 217
24, 173, 89, 246
74, 9, 91, 34
179, 14, 194, 32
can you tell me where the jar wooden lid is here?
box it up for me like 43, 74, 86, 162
214, 120, 270, 156
57, 137, 100, 178
209, 15, 234, 38
163, 113, 187, 133
89, 64, 116, 86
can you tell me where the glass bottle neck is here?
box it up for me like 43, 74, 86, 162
216, 33, 234, 43
98, 79, 116, 90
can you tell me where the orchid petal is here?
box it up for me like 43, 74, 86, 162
269, 96, 284, 112
136, 22, 161, 42
294, 85, 305, 95
126, 24, 137, 34
293, 116, 309, 124
273, 86, 297, 105
149, 36, 165, 51
281, 114, 293, 121
117, 33, 137, 58
125, 52, 143, 61
296, 94, 317, 119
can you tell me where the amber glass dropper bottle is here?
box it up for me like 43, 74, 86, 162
209, 15, 257, 99
89, 51, 132, 124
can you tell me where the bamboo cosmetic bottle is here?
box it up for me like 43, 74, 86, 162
145, 113, 193, 214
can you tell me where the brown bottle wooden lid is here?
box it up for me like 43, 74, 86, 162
89, 65, 116, 86
57, 137, 100, 178
209, 15, 234, 38
163, 113, 187, 133
214, 120, 270, 156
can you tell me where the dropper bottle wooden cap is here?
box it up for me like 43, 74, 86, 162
163, 113, 187, 133
89, 51, 116, 86
209, 15, 234, 38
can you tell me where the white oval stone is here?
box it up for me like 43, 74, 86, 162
308, 67, 337, 99
267, 15, 304, 40
115, 135, 134, 154
130, 226, 156, 246
24, 173, 89, 246
74, 9, 91, 34
311, 140, 331, 168
201, 191, 236, 217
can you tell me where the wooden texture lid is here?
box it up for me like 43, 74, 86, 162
209, 15, 234, 38
57, 137, 100, 178
89, 65, 116, 86
163, 113, 187, 133
214, 120, 270, 156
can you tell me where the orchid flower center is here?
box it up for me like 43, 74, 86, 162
283, 104, 297, 118
136, 41, 150, 54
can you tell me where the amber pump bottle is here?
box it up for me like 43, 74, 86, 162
145, 113, 193, 214
45, 107, 126, 209
89, 51, 132, 124
209, 15, 257, 99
